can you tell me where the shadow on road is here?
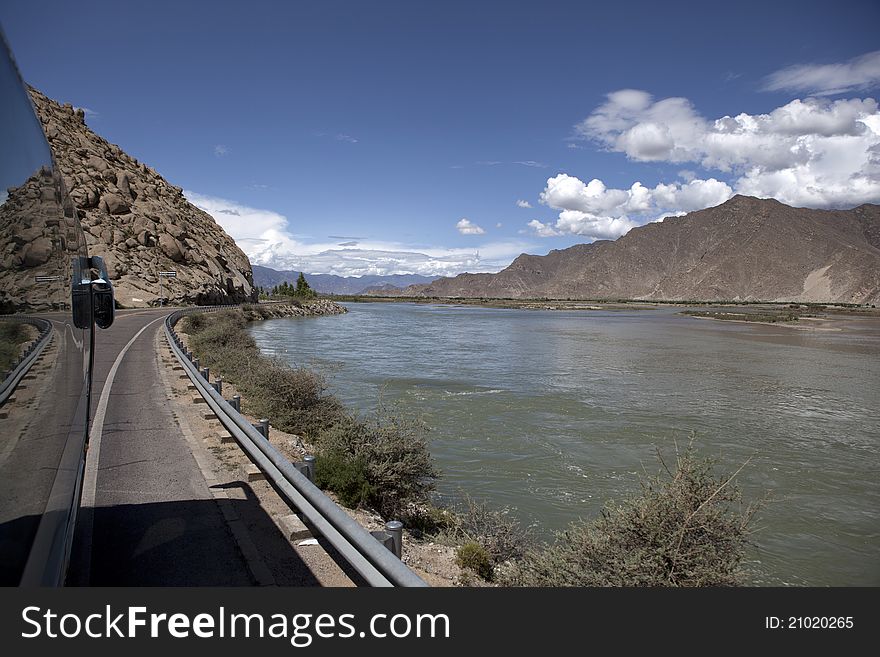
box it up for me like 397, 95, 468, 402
72, 486, 321, 586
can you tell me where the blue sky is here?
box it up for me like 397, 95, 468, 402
3, 0, 879, 276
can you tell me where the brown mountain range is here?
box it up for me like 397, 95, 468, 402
27, 87, 256, 307
408, 196, 880, 304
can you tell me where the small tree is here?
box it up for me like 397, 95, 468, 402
295, 272, 316, 299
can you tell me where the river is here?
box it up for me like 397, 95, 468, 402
248, 302, 880, 586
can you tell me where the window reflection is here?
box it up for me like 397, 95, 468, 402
0, 32, 91, 585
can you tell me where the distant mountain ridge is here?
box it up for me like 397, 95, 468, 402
405, 196, 880, 304
252, 265, 438, 295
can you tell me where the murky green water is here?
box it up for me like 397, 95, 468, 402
249, 303, 880, 585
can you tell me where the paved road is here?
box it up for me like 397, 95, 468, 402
69, 309, 254, 585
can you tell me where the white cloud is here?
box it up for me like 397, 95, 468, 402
213, 144, 229, 157
335, 133, 359, 143
185, 191, 530, 277
456, 218, 486, 235
495, 222, 503, 228
186, 191, 287, 240
574, 90, 880, 208
516, 199, 532, 208
513, 160, 548, 168
532, 174, 732, 239
527, 219, 560, 237
762, 50, 880, 96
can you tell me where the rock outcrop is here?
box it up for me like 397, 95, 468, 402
27, 87, 256, 307
409, 196, 880, 304
240, 300, 348, 320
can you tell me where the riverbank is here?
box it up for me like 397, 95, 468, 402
681, 304, 880, 327
242, 299, 348, 319
328, 294, 878, 315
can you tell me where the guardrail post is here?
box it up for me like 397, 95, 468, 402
216, 377, 222, 395
385, 521, 403, 559
232, 394, 241, 412
193, 357, 200, 369
260, 418, 270, 438
295, 455, 316, 482
200, 366, 209, 381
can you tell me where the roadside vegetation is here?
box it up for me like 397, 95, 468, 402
182, 306, 761, 587
182, 305, 435, 518
501, 444, 760, 586
0, 321, 30, 371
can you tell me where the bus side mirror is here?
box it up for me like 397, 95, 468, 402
90, 256, 115, 329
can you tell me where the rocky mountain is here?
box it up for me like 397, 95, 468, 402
252, 264, 437, 295
408, 196, 880, 304
28, 87, 256, 307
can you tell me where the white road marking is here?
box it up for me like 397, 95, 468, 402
76, 315, 165, 583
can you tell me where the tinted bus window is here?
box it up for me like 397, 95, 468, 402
0, 34, 91, 586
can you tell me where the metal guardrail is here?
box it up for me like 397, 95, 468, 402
164, 307, 428, 587
0, 316, 53, 407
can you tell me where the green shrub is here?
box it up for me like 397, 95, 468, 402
503, 444, 758, 587
316, 404, 437, 517
455, 542, 494, 581
314, 450, 374, 508
240, 361, 346, 438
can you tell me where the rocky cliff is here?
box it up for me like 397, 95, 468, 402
411, 196, 880, 304
28, 87, 256, 307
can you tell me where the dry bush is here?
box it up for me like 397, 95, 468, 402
503, 444, 759, 587
239, 360, 346, 438
439, 493, 533, 569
